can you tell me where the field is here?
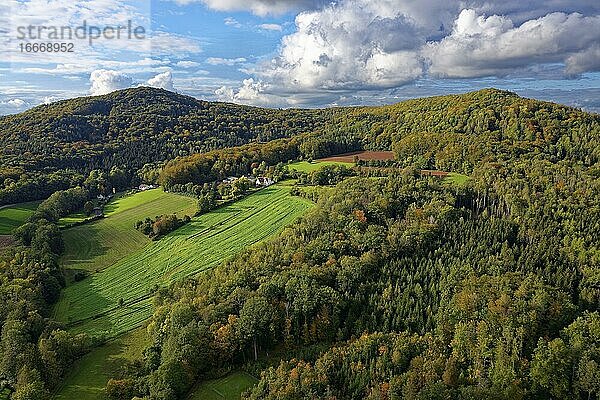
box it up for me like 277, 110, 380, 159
319, 150, 395, 162
289, 151, 396, 174
54, 328, 150, 400
54, 185, 312, 338
288, 160, 352, 173
0, 201, 40, 234
61, 189, 197, 273
188, 372, 258, 400
445, 172, 470, 186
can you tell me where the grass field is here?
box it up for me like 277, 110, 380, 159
54, 185, 312, 338
61, 189, 197, 273
0, 201, 40, 234
188, 372, 258, 400
319, 150, 395, 162
54, 328, 150, 400
288, 160, 352, 173
58, 211, 89, 227
445, 172, 470, 186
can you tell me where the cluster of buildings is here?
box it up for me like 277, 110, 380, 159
222, 176, 274, 187
138, 184, 158, 191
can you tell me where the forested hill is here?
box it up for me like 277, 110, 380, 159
1, 87, 599, 205
0, 87, 330, 203
0, 87, 328, 174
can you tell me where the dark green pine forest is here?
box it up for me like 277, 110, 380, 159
0, 87, 599, 400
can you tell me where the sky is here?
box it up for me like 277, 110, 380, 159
0, 0, 599, 115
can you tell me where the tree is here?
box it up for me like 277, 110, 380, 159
83, 201, 94, 216
238, 297, 279, 361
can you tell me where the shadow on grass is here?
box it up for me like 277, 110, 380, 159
61, 222, 111, 271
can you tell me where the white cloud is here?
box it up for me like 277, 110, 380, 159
254, 0, 426, 91
89, 69, 133, 95
206, 57, 247, 66
214, 0, 600, 107
215, 78, 285, 106
0, 98, 30, 115
171, 0, 328, 16
147, 71, 175, 91
151, 31, 202, 55
565, 45, 600, 76
6, 99, 27, 108
176, 60, 201, 68
224, 17, 242, 28
43, 96, 64, 104
425, 10, 600, 78
258, 23, 283, 31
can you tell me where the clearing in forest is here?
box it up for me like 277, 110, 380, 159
318, 150, 395, 163
60, 189, 197, 274
0, 201, 40, 234
54, 185, 312, 339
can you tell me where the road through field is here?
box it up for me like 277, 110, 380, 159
54, 185, 312, 338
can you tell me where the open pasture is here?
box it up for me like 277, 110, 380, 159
0, 201, 40, 234
54, 185, 312, 338
54, 328, 150, 400
60, 189, 197, 273
188, 372, 258, 400
319, 150, 395, 163
288, 160, 352, 173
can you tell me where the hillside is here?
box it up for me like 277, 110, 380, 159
0, 87, 329, 204
0, 87, 599, 400
2, 88, 599, 206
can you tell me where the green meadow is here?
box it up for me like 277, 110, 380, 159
288, 160, 352, 173
0, 201, 40, 234
445, 172, 470, 186
54, 328, 150, 400
60, 189, 197, 273
188, 372, 258, 400
54, 185, 312, 339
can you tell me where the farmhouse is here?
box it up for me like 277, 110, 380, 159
255, 177, 274, 187
139, 184, 157, 191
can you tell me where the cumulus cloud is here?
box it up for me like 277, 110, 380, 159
0, 98, 30, 115
6, 99, 27, 108
215, 78, 285, 106
90, 69, 134, 95
565, 45, 600, 76
251, 0, 426, 91
425, 10, 600, 78
214, 0, 600, 107
147, 71, 175, 91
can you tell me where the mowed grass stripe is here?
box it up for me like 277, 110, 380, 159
61, 189, 197, 273
55, 186, 312, 338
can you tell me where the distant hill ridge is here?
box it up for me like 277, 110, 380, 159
0, 87, 598, 204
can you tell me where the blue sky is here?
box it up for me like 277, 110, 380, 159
0, 0, 599, 114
